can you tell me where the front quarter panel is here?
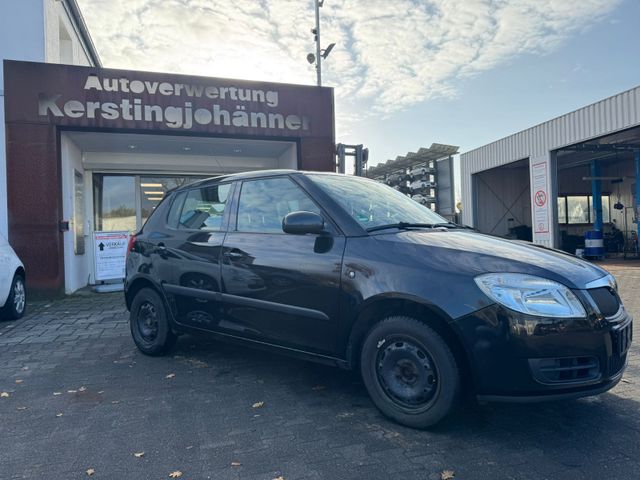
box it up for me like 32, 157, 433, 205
338, 235, 494, 352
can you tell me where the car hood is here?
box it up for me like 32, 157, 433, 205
383, 229, 608, 289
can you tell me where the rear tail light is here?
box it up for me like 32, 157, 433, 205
127, 234, 137, 258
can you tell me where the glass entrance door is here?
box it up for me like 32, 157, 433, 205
93, 174, 206, 232
93, 175, 137, 233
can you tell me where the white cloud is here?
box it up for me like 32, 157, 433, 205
78, 0, 621, 125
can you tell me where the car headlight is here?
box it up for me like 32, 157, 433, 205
474, 273, 587, 318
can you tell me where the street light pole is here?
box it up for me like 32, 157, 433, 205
314, 0, 322, 86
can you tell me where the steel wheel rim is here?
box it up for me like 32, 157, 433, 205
376, 337, 439, 411
13, 279, 25, 314
137, 301, 159, 342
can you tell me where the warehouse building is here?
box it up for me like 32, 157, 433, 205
460, 87, 640, 258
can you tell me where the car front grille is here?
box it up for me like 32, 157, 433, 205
588, 287, 621, 318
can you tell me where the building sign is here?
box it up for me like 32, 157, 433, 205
531, 160, 550, 239
5, 61, 334, 139
93, 231, 129, 281
38, 74, 311, 132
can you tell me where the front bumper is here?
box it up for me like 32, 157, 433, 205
455, 299, 632, 401
477, 366, 625, 403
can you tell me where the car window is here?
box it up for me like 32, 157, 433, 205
236, 177, 322, 233
166, 191, 187, 228
308, 174, 446, 229
179, 183, 231, 231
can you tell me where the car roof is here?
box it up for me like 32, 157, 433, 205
173, 169, 346, 191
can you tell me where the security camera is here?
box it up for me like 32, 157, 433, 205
306, 53, 316, 64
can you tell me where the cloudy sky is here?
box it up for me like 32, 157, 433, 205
77, 0, 638, 166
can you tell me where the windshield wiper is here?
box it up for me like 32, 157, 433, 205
365, 222, 440, 233
430, 222, 464, 229
365, 221, 469, 233
435, 222, 476, 230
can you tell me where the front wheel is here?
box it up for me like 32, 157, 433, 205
130, 288, 177, 356
360, 316, 459, 429
2, 274, 26, 320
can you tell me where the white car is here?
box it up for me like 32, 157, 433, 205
0, 233, 26, 320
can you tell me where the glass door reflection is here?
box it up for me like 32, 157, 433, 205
140, 176, 205, 225
93, 175, 137, 233
94, 174, 208, 232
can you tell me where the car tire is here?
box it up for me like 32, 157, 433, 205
1, 273, 26, 320
130, 287, 177, 356
360, 316, 459, 429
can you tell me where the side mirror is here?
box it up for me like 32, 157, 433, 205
282, 211, 325, 235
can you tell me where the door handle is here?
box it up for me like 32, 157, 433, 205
157, 243, 167, 250
224, 250, 244, 259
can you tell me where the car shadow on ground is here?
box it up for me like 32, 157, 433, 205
172, 331, 640, 452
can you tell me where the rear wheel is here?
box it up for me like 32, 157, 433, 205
360, 316, 459, 428
2, 274, 26, 320
130, 288, 177, 356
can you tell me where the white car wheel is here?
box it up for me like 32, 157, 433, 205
2, 274, 26, 320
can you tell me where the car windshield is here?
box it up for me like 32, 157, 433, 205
308, 174, 447, 230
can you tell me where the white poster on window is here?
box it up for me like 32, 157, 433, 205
530, 157, 552, 246
93, 231, 129, 281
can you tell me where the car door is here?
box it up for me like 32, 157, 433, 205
219, 175, 345, 355
158, 181, 235, 331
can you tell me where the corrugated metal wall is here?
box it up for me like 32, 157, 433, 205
474, 164, 531, 238
461, 86, 640, 227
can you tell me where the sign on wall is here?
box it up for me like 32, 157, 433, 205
530, 158, 552, 245
93, 231, 129, 281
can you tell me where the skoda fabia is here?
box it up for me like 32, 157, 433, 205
125, 170, 632, 428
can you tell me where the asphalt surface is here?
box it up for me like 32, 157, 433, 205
0, 262, 638, 480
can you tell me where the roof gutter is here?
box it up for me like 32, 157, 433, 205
65, 0, 102, 67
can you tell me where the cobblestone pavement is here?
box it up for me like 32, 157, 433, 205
1, 263, 639, 480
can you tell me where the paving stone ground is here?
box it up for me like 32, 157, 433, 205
1, 262, 639, 480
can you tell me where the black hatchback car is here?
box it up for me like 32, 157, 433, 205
125, 170, 632, 428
